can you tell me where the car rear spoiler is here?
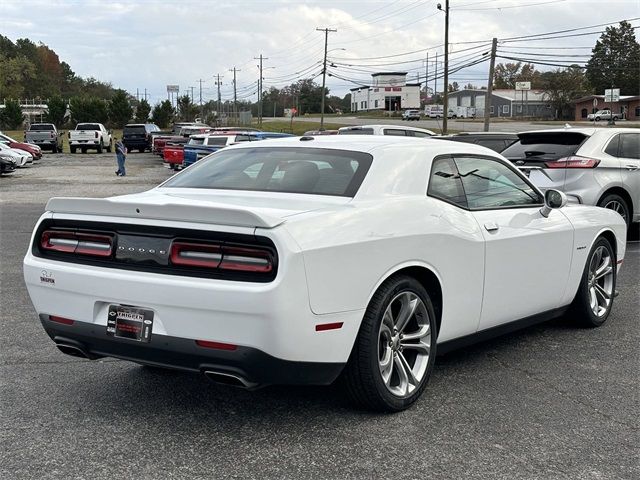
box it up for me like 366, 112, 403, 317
45, 197, 285, 229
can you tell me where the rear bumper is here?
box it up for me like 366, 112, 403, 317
124, 139, 149, 149
41, 315, 345, 386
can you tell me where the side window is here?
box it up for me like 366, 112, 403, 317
383, 129, 407, 136
604, 134, 620, 157
454, 156, 542, 209
411, 131, 431, 138
427, 157, 468, 208
619, 133, 640, 159
476, 139, 509, 152
235, 135, 250, 142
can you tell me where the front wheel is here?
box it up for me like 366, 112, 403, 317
570, 237, 616, 328
97, 141, 103, 153
342, 275, 437, 412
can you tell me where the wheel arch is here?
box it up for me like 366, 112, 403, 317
367, 263, 443, 337
597, 186, 634, 219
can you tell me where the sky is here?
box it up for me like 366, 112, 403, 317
1, 0, 638, 106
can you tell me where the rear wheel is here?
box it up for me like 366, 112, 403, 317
52, 144, 58, 154
570, 237, 616, 327
139, 147, 145, 153
97, 141, 103, 154
81, 147, 87, 154
343, 275, 437, 412
598, 193, 630, 226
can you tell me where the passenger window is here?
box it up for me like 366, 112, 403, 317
411, 131, 431, 138
453, 156, 542, 209
604, 135, 620, 157
235, 135, 250, 142
384, 129, 407, 136
619, 133, 640, 159
427, 157, 468, 208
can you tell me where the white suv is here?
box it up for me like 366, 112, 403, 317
338, 124, 436, 137
402, 110, 421, 121
502, 128, 639, 226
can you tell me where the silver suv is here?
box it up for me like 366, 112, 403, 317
402, 110, 421, 121
501, 128, 639, 226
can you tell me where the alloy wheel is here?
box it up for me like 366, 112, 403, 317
588, 245, 614, 317
603, 200, 628, 224
378, 291, 431, 398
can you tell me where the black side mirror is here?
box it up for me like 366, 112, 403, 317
540, 189, 568, 217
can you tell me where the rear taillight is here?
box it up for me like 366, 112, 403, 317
544, 156, 600, 169
40, 230, 113, 257
95, 131, 99, 139
50, 132, 54, 138
49, 315, 74, 325
170, 241, 273, 273
67, 132, 71, 138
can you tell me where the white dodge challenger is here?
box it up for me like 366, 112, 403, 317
24, 136, 626, 411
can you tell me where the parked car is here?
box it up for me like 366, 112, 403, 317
0, 142, 32, 167
433, 132, 518, 152
172, 122, 209, 135
0, 132, 42, 160
25, 123, 64, 153
69, 123, 112, 154
163, 144, 185, 170
338, 124, 436, 137
449, 106, 476, 119
501, 128, 639, 226
587, 109, 621, 122
123, 123, 160, 153
182, 132, 259, 168
402, 110, 421, 121
24, 136, 626, 412
424, 105, 444, 118
0, 156, 16, 174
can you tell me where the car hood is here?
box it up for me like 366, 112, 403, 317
46, 188, 352, 229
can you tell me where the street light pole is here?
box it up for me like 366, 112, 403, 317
437, 1, 450, 134
317, 27, 337, 130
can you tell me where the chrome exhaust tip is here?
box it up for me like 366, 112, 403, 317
203, 370, 258, 389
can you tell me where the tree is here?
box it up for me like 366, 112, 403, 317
586, 21, 640, 95
542, 66, 591, 119
448, 82, 460, 92
494, 62, 541, 89
0, 99, 25, 129
0, 54, 36, 99
69, 97, 109, 125
176, 94, 197, 122
45, 95, 67, 126
151, 100, 174, 128
135, 99, 151, 123
108, 89, 133, 127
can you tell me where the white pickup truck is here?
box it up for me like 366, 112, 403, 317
69, 123, 112, 153
587, 109, 621, 121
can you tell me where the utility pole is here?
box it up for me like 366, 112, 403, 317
144, 88, 148, 102
253, 56, 267, 126
229, 67, 241, 123
215, 74, 223, 118
438, 1, 450, 134
425, 53, 429, 99
483, 38, 498, 132
198, 79, 204, 120
317, 27, 337, 129
434, 52, 438, 106
136, 88, 139, 102
189, 86, 195, 104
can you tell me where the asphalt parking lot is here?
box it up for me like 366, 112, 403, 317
1, 153, 638, 480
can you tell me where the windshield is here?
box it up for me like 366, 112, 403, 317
338, 128, 374, 135
163, 147, 373, 197
76, 124, 101, 130
501, 132, 588, 161
30, 124, 54, 131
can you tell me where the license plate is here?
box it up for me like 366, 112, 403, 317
107, 305, 154, 342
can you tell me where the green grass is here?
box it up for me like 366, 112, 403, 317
6, 129, 123, 154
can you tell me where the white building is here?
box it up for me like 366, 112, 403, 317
350, 72, 421, 112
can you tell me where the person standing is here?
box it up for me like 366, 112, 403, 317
115, 137, 127, 176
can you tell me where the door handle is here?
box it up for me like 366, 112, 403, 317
625, 164, 639, 171
484, 222, 499, 232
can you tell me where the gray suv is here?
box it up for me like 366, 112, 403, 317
501, 128, 639, 226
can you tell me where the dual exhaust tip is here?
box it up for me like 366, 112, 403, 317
54, 342, 258, 389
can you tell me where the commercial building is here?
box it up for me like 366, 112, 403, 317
444, 89, 554, 118
572, 94, 640, 121
350, 72, 421, 112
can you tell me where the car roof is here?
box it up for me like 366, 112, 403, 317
517, 127, 640, 137
222, 133, 499, 157
338, 124, 434, 133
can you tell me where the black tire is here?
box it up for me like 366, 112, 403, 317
81, 147, 87, 154
569, 236, 617, 328
52, 144, 58, 154
97, 141, 103, 154
595, 116, 601, 121
342, 275, 437, 412
598, 193, 630, 226
139, 147, 145, 153
106, 141, 112, 153
70, 146, 76, 154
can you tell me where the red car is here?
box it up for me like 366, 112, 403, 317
163, 144, 185, 170
0, 131, 43, 160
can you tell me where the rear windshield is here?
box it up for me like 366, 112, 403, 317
30, 124, 54, 131
501, 132, 587, 161
163, 147, 373, 197
76, 123, 101, 130
187, 137, 205, 146
207, 137, 229, 146
338, 128, 374, 135
124, 126, 146, 134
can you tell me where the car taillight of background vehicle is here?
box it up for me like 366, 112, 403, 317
95, 132, 99, 139
544, 156, 600, 169
40, 230, 113, 257
170, 241, 273, 273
